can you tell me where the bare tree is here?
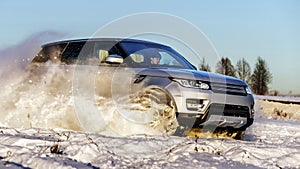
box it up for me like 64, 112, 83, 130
216, 57, 236, 77
236, 58, 251, 84
198, 58, 211, 72
250, 57, 272, 95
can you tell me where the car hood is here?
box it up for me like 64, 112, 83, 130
135, 68, 247, 86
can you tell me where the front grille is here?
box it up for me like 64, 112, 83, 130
207, 103, 249, 118
210, 82, 247, 96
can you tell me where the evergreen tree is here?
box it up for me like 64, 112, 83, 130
215, 57, 236, 77
250, 57, 272, 95
198, 58, 211, 72
236, 58, 251, 84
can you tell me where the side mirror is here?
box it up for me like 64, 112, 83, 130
105, 54, 123, 64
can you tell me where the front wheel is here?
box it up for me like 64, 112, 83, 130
135, 88, 179, 135
226, 129, 245, 140
107, 87, 179, 136
232, 130, 245, 140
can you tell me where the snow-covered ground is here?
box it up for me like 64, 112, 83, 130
0, 97, 299, 168
255, 97, 300, 121
0, 68, 300, 168
0, 117, 299, 168
255, 95, 300, 104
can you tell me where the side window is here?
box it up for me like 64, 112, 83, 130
129, 54, 144, 63
93, 42, 122, 65
32, 43, 67, 64
32, 41, 123, 66
61, 42, 86, 64
158, 51, 180, 66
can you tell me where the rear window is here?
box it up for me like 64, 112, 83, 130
32, 43, 67, 64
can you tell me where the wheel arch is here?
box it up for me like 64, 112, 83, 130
141, 84, 179, 113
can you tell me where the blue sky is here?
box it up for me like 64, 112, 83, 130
0, 0, 299, 94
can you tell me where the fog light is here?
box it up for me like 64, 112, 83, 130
250, 104, 255, 118
186, 99, 205, 111
251, 108, 255, 118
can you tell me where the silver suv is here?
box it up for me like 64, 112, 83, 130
30, 38, 254, 139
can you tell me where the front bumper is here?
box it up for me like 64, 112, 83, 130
176, 104, 254, 130
166, 82, 254, 130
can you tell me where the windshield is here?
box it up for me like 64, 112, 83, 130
120, 42, 193, 69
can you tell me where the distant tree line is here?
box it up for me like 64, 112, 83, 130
198, 56, 272, 95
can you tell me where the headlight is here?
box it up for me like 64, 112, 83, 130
172, 78, 210, 90
245, 86, 252, 94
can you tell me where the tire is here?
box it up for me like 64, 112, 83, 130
233, 130, 245, 140
227, 129, 245, 140
132, 87, 179, 135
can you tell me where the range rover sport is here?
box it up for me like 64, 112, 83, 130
30, 38, 254, 139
